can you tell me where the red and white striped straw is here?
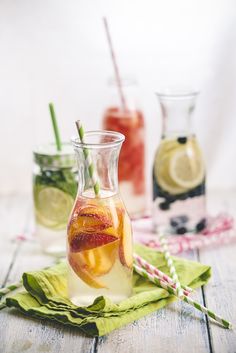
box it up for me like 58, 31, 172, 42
134, 253, 192, 296
134, 264, 232, 329
144, 228, 236, 254
103, 17, 127, 111
140, 214, 235, 254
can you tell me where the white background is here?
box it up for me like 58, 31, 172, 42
0, 0, 236, 195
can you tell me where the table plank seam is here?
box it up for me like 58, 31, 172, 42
197, 250, 213, 353
201, 286, 214, 353
89, 337, 98, 353
1, 243, 22, 287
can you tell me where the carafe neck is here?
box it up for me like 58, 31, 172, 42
72, 131, 125, 197
157, 90, 198, 138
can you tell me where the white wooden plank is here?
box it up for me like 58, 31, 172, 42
200, 245, 236, 353
97, 251, 211, 353
0, 194, 30, 284
0, 195, 94, 353
199, 189, 236, 352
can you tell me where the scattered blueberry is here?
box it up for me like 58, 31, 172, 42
196, 218, 207, 232
177, 136, 187, 144
159, 202, 170, 210
176, 226, 187, 235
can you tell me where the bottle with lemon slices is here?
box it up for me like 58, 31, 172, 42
153, 90, 206, 235
33, 143, 77, 255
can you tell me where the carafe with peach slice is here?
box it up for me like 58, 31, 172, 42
68, 130, 133, 306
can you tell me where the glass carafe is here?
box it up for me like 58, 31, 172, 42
152, 90, 206, 234
103, 78, 146, 217
67, 131, 133, 306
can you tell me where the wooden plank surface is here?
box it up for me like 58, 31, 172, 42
0, 191, 236, 353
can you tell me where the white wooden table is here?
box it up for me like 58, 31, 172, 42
0, 191, 236, 353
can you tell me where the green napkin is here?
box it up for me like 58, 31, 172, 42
6, 244, 211, 337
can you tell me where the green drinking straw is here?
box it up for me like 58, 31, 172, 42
49, 103, 62, 151
159, 232, 183, 297
75, 120, 100, 196
0, 281, 23, 299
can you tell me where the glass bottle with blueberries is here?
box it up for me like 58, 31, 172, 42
152, 89, 206, 235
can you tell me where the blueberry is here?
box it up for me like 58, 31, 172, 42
176, 226, 187, 234
167, 196, 176, 204
178, 193, 188, 200
170, 215, 189, 228
170, 219, 179, 227
177, 137, 187, 144
159, 202, 170, 210
189, 189, 197, 198
196, 218, 207, 232
179, 215, 189, 223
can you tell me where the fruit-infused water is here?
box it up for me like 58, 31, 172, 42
103, 79, 146, 216
103, 108, 145, 216
33, 143, 77, 254
67, 190, 133, 305
153, 91, 206, 234
68, 130, 133, 305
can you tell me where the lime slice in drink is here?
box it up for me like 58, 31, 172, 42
34, 186, 74, 230
169, 147, 204, 189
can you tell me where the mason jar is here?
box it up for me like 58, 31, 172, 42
33, 143, 77, 255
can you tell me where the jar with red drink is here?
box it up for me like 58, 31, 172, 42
102, 78, 146, 217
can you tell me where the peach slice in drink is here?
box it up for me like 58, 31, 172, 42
69, 239, 119, 288
82, 240, 119, 277
118, 211, 133, 268
68, 252, 106, 289
68, 204, 113, 242
69, 232, 118, 252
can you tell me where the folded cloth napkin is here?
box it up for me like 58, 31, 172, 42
6, 244, 211, 337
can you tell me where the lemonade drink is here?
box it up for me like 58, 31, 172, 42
153, 91, 206, 234
68, 131, 133, 305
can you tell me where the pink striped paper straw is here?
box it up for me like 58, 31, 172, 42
144, 229, 236, 254
134, 253, 192, 296
141, 214, 235, 254
103, 17, 127, 111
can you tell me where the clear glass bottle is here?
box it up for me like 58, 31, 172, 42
102, 78, 146, 217
67, 131, 133, 306
152, 90, 206, 234
33, 143, 77, 255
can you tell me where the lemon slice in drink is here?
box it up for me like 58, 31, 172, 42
169, 148, 204, 189
154, 154, 187, 195
34, 186, 74, 230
